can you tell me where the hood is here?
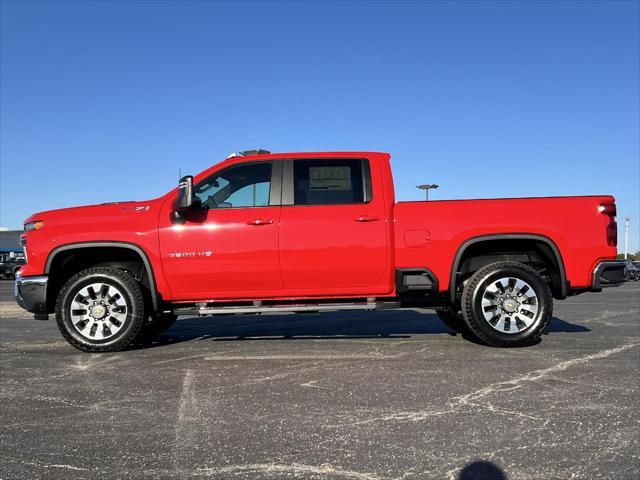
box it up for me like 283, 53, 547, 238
23, 200, 162, 227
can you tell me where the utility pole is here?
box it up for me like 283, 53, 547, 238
624, 217, 630, 259
417, 184, 439, 201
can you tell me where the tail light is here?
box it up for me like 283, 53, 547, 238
599, 203, 617, 246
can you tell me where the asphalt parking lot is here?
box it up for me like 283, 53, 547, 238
1, 280, 638, 480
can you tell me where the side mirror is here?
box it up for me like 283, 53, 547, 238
175, 175, 194, 210
172, 175, 194, 224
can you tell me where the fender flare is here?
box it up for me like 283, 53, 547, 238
449, 233, 567, 303
45, 241, 161, 312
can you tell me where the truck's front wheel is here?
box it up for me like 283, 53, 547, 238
461, 262, 552, 347
55, 267, 145, 352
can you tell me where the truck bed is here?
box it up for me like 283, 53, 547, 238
394, 195, 617, 292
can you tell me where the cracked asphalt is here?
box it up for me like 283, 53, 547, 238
0, 280, 638, 480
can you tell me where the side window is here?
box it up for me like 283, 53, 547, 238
293, 159, 368, 205
195, 162, 272, 209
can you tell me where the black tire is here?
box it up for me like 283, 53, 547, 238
139, 312, 178, 338
11, 267, 20, 280
55, 267, 146, 352
461, 261, 553, 347
435, 308, 469, 334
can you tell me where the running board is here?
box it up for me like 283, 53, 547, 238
175, 298, 402, 317
198, 300, 377, 316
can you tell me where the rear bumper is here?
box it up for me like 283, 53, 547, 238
15, 274, 49, 318
592, 261, 626, 290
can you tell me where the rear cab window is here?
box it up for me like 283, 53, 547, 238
292, 159, 372, 206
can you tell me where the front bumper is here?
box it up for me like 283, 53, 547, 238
15, 274, 49, 318
592, 261, 626, 290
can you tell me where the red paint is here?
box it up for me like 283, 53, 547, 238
20, 151, 617, 303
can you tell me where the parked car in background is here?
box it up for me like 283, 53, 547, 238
0, 253, 25, 279
623, 260, 639, 281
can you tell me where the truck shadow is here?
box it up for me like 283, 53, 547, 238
457, 460, 508, 480
132, 310, 590, 349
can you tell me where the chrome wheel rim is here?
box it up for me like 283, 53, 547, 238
70, 282, 128, 340
481, 277, 539, 334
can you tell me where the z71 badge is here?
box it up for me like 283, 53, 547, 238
168, 251, 212, 258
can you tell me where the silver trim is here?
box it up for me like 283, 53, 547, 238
14, 274, 49, 317
227, 149, 271, 159
199, 300, 377, 316
69, 282, 129, 341
15, 274, 48, 286
15, 274, 48, 297
592, 261, 626, 289
480, 276, 540, 334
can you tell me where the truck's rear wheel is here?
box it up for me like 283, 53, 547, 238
55, 267, 145, 352
461, 261, 552, 347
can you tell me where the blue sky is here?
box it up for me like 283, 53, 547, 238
1, 0, 638, 252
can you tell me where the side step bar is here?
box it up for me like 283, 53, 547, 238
172, 299, 401, 317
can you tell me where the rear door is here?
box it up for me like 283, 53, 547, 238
278, 157, 391, 294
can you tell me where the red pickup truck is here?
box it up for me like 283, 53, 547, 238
16, 151, 625, 352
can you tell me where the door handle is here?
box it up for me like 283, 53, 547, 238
355, 215, 380, 222
247, 218, 274, 226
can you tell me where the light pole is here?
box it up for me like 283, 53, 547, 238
624, 217, 630, 259
417, 184, 439, 201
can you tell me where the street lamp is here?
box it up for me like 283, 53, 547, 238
624, 217, 630, 259
417, 184, 439, 201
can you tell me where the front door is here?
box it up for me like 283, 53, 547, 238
278, 158, 391, 295
159, 160, 283, 300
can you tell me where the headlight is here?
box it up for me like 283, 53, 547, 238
24, 221, 44, 232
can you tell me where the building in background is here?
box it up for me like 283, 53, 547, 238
0, 230, 23, 255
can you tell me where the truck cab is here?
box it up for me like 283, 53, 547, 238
160, 152, 394, 300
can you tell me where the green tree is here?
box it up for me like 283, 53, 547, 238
617, 251, 639, 261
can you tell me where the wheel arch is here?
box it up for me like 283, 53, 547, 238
449, 234, 567, 303
45, 241, 160, 312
